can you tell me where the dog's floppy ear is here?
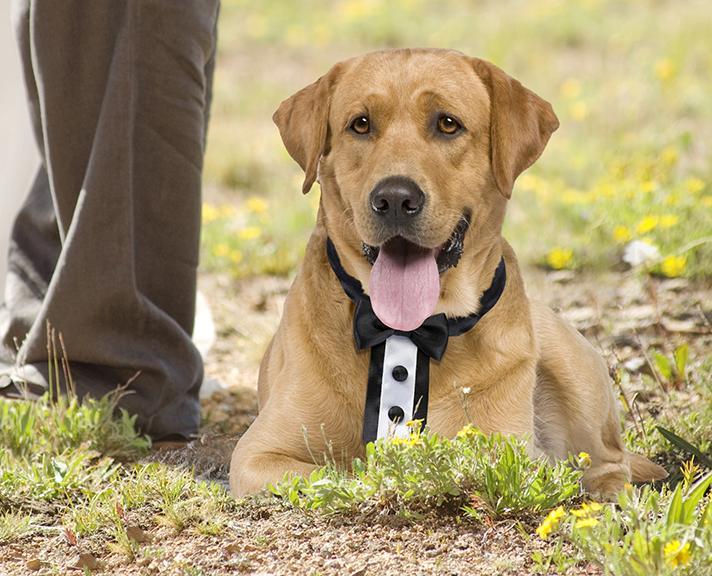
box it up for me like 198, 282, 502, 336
273, 66, 341, 194
471, 58, 559, 198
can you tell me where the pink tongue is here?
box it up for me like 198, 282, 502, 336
369, 238, 440, 331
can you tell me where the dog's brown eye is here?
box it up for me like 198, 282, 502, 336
437, 115, 461, 135
350, 116, 370, 135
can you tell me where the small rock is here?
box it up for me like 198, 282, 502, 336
663, 318, 702, 334
623, 357, 646, 373
659, 278, 689, 292
74, 553, 100, 571
26, 558, 42, 571
126, 525, 150, 543
547, 270, 576, 284
210, 408, 230, 423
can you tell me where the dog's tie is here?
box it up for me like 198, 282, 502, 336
326, 237, 506, 443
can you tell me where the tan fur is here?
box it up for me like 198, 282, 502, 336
229, 49, 666, 497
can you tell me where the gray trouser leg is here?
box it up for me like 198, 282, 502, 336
0, 0, 220, 438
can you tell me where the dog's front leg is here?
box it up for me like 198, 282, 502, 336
229, 387, 363, 497
229, 406, 320, 497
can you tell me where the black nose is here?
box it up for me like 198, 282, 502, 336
369, 176, 425, 223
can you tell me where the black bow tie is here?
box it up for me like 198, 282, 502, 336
326, 238, 507, 360
353, 298, 450, 360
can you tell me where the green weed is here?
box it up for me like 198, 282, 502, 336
0, 510, 34, 544
270, 424, 583, 518
0, 389, 236, 551
0, 386, 150, 460
652, 343, 690, 390
537, 471, 712, 576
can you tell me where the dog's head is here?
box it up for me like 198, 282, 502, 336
274, 49, 558, 330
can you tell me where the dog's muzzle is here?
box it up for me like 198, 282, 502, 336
362, 211, 471, 274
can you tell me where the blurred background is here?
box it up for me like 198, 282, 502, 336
201, 0, 711, 281
2, 0, 711, 288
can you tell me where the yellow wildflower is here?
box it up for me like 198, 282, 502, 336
578, 452, 592, 468
245, 196, 269, 214
562, 188, 588, 205
663, 193, 680, 206
636, 215, 659, 234
202, 203, 219, 224
238, 226, 262, 241
457, 424, 478, 439
574, 517, 599, 530
229, 250, 243, 264
659, 214, 679, 228
569, 102, 589, 121
535, 521, 554, 540
641, 180, 658, 193
536, 506, 565, 540
654, 58, 677, 83
660, 146, 679, 166
571, 502, 602, 518
660, 255, 686, 278
684, 177, 705, 194
560, 79, 582, 100
341, 0, 376, 20
218, 204, 237, 219
285, 25, 307, 47
517, 173, 540, 193
546, 248, 574, 270
213, 243, 229, 258
664, 540, 692, 568
390, 435, 422, 447
613, 225, 632, 243
596, 183, 615, 198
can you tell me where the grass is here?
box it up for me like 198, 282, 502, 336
0, 389, 237, 552
270, 424, 584, 518
548, 472, 712, 575
0, 341, 709, 573
620, 355, 711, 483
201, 0, 712, 279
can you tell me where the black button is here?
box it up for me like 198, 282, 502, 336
388, 406, 405, 422
392, 365, 408, 382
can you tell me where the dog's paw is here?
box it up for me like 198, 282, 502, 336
582, 461, 631, 501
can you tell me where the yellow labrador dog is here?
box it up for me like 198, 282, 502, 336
230, 48, 666, 497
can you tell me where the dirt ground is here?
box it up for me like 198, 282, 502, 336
1, 266, 708, 576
